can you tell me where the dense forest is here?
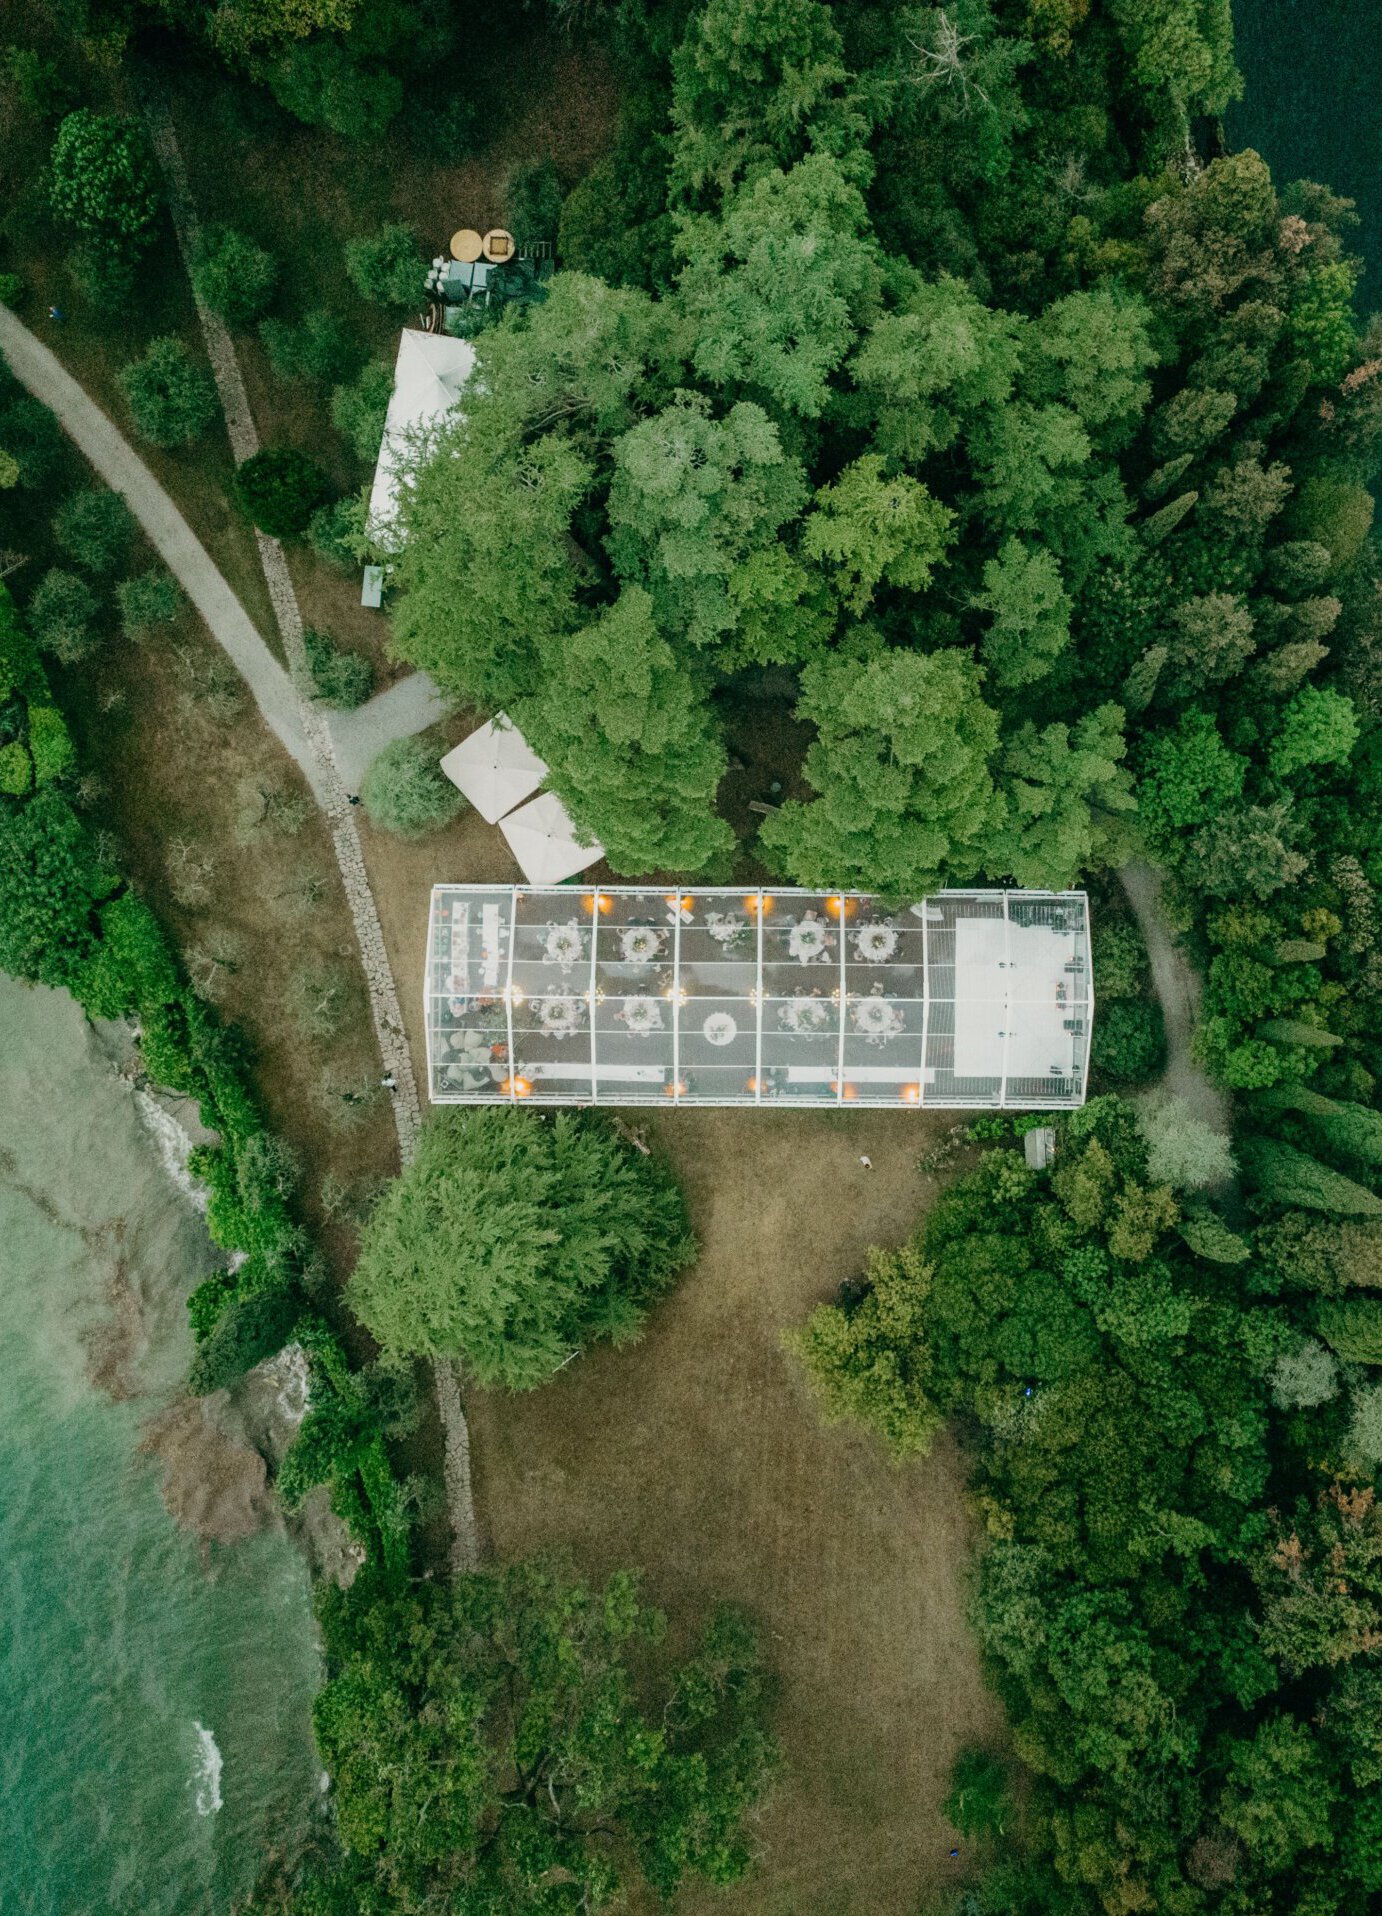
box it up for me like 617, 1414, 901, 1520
7, 0, 1382, 1910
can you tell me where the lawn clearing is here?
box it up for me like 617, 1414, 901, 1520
467, 1108, 1004, 1916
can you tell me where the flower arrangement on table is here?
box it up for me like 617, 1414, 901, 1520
851, 992, 905, 1044
788, 912, 834, 964
853, 923, 899, 965
706, 912, 749, 950
617, 995, 664, 1036
544, 920, 584, 971
538, 994, 586, 1040
777, 994, 833, 1035
619, 924, 665, 965
702, 1011, 738, 1047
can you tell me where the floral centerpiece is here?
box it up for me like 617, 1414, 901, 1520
852, 993, 905, 1043
853, 923, 898, 965
620, 924, 665, 965
778, 995, 833, 1035
706, 912, 749, 950
788, 913, 833, 964
618, 995, 664, 1036
544, 920, 584, 972
539, 994, 586, 1040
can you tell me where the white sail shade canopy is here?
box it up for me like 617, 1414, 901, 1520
499, 793, 605, 886
439, 714, 548, 823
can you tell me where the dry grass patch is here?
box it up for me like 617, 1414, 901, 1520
468, 1109, 1003, 1916
58, 597, 398, 1261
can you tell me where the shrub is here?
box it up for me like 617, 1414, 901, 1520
232, 447, 331, 539
259, 308, 362, 387
504, 158, 564, 243
116, 568, 184, 640
330, 360, 393, 462
28, 568, 98, 663
189, 1283, 302, 1395
119, 338, 218, 447
0, 740, 31, 793
0, 394, 64, 490
344, 221, 424, 309
1090, 998, 1166, 1085
49, 109, 160, 248
306, 497, 364, 570
348, 1107, 696, 1386
193, 225, 278, 329
27, 704, 76, 784
53, 485, 134, 575
1137, 1094, 1235, 1190
302, 627, 372, 708
268, 40, 403, 142
944, 1749, 1011, 1842
360, 736, 464, 836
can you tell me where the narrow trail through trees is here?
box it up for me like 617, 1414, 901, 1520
1118, 859, 1233, 1137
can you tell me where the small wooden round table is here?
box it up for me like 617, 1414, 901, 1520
481, 227, 515, 263
449, 228, 483, 263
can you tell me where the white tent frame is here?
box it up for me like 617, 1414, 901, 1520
424, 885, 1093, 1110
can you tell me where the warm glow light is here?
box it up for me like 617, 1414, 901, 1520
664, 893, 692, 912
584, 893, 599, 914
900, 1083, 921, 1104
842, 1082, 859, 1101
825, 896, 841, 918
664, 1079, 688, 1099
500, 1075, 533, 1099
505, 984, 525, 1006
746, 1077, 760, 1094
597, 894, 612, 915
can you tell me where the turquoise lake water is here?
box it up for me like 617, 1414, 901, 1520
0, 974, 322, 1914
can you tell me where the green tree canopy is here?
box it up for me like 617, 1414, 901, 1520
348, 1109, 696, 1388
268, 1561, 776, 1913
519, 588, 735, 875
759, 647, 1002, 892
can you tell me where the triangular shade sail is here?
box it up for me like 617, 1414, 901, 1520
366, 329, 476, 545
439, 714, 548, 823
499, 792, 605, 886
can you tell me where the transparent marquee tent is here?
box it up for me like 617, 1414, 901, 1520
425, 886, 1092, 1109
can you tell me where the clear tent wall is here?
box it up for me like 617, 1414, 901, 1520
425, 887, 1092, 1110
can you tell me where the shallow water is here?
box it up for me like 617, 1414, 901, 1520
0, 975, 322, 1914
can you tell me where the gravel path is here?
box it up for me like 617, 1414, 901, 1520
140, 86, 481, 1566
1117, 859, 1233, 1137
327, 669, 451, 794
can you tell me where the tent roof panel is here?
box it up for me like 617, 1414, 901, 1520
425, 885, 1093, 1110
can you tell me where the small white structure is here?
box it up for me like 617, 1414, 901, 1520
366, 329, 475, 548
499, 792, 605, 886
439, 714, 548, 824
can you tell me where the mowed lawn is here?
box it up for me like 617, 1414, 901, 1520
467, 1108, 1004, 1916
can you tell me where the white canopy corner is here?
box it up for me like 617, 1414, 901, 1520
499, 791, 604, 886
439, 713, 548, 823
366, 329, 476, 547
